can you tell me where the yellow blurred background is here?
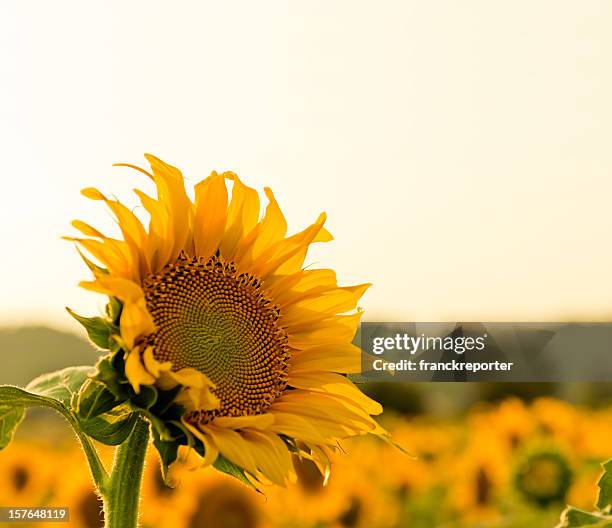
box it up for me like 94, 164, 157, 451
4, 391, 612, 528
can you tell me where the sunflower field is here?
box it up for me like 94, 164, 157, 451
2, 396, 610, 528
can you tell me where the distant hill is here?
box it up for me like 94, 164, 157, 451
0, 326, 102, 386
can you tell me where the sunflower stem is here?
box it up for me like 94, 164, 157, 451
69, 413, 110, 493
103, 416, 149, 528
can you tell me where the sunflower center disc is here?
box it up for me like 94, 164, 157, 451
141, 254, 289, 422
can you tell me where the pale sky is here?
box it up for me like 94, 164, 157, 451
1, 1, 611, 332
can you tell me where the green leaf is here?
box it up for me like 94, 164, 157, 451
0, 406, 25, 450
79, 408, 138, 445
152, 427, 180, 485
139, 410, 175, 442
77, 379, 120, 419
213, 456, 257, 490
132, 385, 158, 410
598, 460, 612, 512
26, 366, 95, 407
0, 367, 110, 488
66, 308, 114, 349
559, 507, 612, 527
94, 353, 131, 401
0, 366, 93, 412
0, 366, 93, 451
106, 297, 122, 325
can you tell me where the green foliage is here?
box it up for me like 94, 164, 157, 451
559, 508, 612, 527
214, 455, 258, 491
77, 378, 121, 419
597, 460, 612, 512
151, 426, 180, 484
0, 365, 140, 450
0, 366, 93, 450
558, 459, 612, 527
66, 307, 117, 349
80, 407, 138, 445
26, 365, 95, 406
0, 406, 25, 450
106, 297, 123, 325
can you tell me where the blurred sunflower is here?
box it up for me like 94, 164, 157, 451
448, 429, 508, 522
67, 154, 384, 486
566, 467, 601, 511
51, 451, 105, 528
573, 409, 612, 459
0, 443, 56, 506
140, 449, 195, 528
267, 440, 398, 528
484, 398, 534, 450
182, 469, 267, 528
532, 398, 581, 444
513, 449, 572, 507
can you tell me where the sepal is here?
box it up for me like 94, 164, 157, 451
77, 378, 122, 419
79, 407, 138, 445
66, 307, 117, 350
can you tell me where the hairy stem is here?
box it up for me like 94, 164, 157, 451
103, 417, 149, 528
67, 412, 109, 492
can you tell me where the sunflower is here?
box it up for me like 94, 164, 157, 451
182, 469, 268, 528
448, 428, 508, 522
45, 444, 112, 528
513, 448, 573, 507
140, 448, 200, 528
67, 154, 384, 487
0, 442, 56, 506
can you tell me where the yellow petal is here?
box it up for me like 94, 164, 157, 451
238, 187, 287, 267
160, 367, 215, 389
219, 173, 260, 259
290, 343, 362, 374
303, 443, 333, 484
193, 172, 228, 259
273, 269, 338, 307
157, 368, 219, 411
288, 371, 382, 415
213, 414, 275, 430
125, 348, 155, 393
68, 237, 132, 279
144, 154, 194, 263
288, 311, 363, 350
74, 245, 107, 275
252, 213, 328, 279
133, 188, 173, 272
80, 277, 155, 349
174, 385, 220, 412
271, 390, 379, 433
142, 346, 172, 377
203, 426, 258, 476
71, 220, 105, 239
281, 283, 371, 329
81, 187, 106, 200
239, 430, 293, 486
182, 421, 220, 467
79, 276, 144, 302
120, 299, 156, 349
266, 412, 339, 445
